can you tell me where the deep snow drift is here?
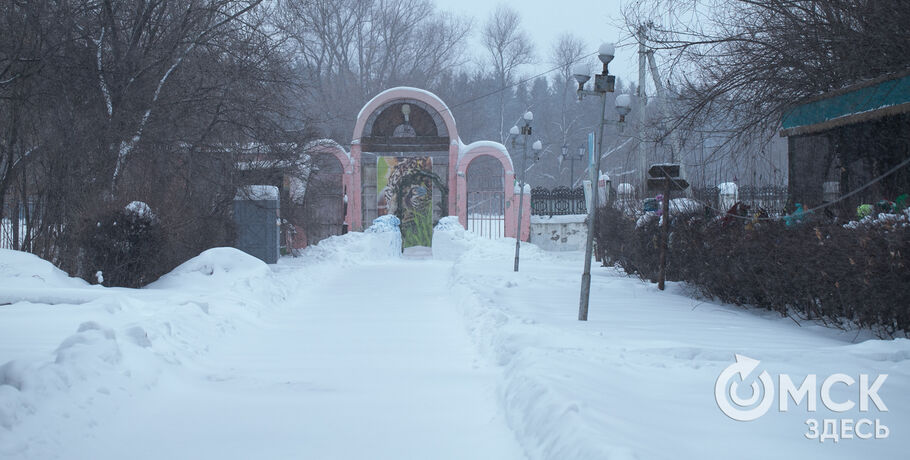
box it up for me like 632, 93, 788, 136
1, 224, 908, 459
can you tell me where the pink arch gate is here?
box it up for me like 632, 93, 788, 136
305, 87, 530, 243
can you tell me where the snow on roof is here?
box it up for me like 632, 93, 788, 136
458, 140, 514, 170
235, 185, 279, 201
303, 138, 350, 161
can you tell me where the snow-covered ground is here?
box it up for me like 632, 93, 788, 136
1, 226, 908, 459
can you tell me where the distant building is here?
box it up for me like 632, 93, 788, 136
780, 70, 910, 210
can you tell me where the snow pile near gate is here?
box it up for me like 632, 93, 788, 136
147, 247, 270, 291
0, 245, 282, 457
295, 215, 402, 266
432, 216, 470, 261
0, 249, 89, 291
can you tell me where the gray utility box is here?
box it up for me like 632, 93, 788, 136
233, 185, 280, 264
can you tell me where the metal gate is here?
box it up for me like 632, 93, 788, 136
302, 154, 345, 245
466, 155, 505, 238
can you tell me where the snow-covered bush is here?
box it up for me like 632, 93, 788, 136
79, 201, 165, 288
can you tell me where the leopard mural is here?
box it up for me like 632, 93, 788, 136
377, 156, 434, 247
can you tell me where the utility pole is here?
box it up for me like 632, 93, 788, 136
638, 25, 649, 198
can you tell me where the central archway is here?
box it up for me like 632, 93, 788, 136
350, 87, 530, 242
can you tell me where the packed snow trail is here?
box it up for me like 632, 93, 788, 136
3, 234, 909, 459
67, 258, 525, 460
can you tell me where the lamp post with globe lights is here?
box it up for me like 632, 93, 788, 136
559, 143, 586, 188
573, 42, 633, 321
509, 111, 540, 272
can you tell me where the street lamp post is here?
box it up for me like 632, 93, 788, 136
559, 143, 585, 189
574, 42, 632, 321
510, 112, 540, 272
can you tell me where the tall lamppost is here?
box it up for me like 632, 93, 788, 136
574, 42, 632, 321
510, 111, 540, 272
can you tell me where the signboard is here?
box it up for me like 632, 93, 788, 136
647, 177, 690, 192
648, 164, 681, 178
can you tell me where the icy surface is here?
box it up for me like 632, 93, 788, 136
0, 233, 908, 459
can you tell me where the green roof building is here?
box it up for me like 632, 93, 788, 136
780, 70, 910, 210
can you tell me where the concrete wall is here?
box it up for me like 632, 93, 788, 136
529, 214, 587, 251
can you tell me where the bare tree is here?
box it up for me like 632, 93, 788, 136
481, 4, 534, 142
622, 0, 910, 183
277, 0, 471, 139
549, 33, 588, 152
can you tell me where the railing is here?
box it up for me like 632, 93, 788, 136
531, 186, 587, 216
691, 185, 789, 215
467, 190, 505, 238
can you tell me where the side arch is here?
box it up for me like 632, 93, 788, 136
301, 141, 359, 237
456, 143, 528, 240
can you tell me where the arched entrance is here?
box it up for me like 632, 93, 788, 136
301, 153, 345, 245
351, 87, 530, 242
466, 155, 505, 238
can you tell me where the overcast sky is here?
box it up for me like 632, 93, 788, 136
434, 0, 637, 84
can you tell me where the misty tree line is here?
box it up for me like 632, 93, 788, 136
0, 0, 630, 274
1, 0, 303, 276
3, 0, 905, 278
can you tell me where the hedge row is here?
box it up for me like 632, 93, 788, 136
594, 206, 910, 336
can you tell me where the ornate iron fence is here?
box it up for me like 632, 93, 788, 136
740, 185, 789, 215
691, 185, 789, 215
531, 186, 587, 216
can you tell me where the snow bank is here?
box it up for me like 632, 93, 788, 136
447, 238, 910, 460
147, 247, 270, 291
432, 216, 470, 261
0, 249, 88, 291
0, 245, 281, 456
299, 215, 402, 264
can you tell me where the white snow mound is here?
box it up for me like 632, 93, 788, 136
432, 217, 470, 261
147, 247, 270, 290
304, 216, 402, 263
0, 249, 88, 290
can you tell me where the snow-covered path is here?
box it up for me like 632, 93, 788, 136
3, 228, 909, 459
70, 259, 525, 460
